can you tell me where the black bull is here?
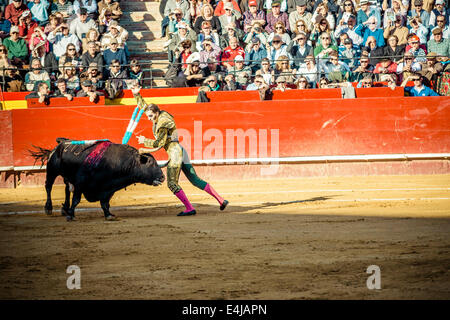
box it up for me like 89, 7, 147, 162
30, 138, 165, 221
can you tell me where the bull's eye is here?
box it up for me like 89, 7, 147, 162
139, 155, 148, 164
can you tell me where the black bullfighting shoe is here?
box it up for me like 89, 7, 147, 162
220, 200, 229, 211
177, 210, 197, 216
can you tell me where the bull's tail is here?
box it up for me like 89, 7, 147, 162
28, 145, 53, 167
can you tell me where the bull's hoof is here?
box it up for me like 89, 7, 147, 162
177, 210, 196, 216
220, 200, 229, 211
61, 206, 69, 216
105, 214, 117, 221
45, 209, 52, 215
66, 215, 75, 222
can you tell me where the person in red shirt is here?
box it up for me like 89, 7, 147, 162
4, 0, 28, 26
374, 57, 398, 75
18, 10, 38, 43
221, 36, 245, 70
214, 0, 241, 17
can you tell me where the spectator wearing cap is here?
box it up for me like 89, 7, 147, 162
429, 0, 448, 28
5, 0, 28, 26
245, 36, 267, 73
193, 4, 222, 35
383, 34, 406, 63
163, 0, 190, 37
214, 0, 241, 17
397, 52, 422, 81
433, 15, 449, 39
287, 31, 312, 69
406, 35, 427, 63
408, 16, 429, 44
167, 23, 197, 63
47, 22, 80, 58
50, 0, 77, 23
218, 2, 242, 32
243, 0, 266, 33
383, 14, 408, 45
273, 75, 291, 91
70, 7, 98, 41
100, 20, 128, 51
419, 52, 444, 85
52, 78, 74, 101
338, 37, 360, 69
427, 27, 450, 61
18, 10, 38, 42
80, 61, 104, 89
221, 36, 245, 70
25, 58, 50, 91
103, 37, 127, 66
98, 0, 122, 21
81, 40, 103, 73
267, 33, 288, 67
263, 0, 296, 14
219, 23, 245, 49
240, 0, 264, 15
73, 0, 98, 20
227, 54, 252, 86
408, 0, 430, 28
356, 0, 381, 29
313, 32, 338, 58
3, 25, 28, 66
76, 79, 104, 102
28, 0, 50, 26
199, 38, 221, 68
401, 72, 439, 96
289, 0, 312, 32
265, 1, 290, 34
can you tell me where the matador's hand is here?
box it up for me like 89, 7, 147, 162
137, 135, 146, 144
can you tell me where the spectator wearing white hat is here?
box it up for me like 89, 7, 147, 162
3, 25, 28, 66
168, 8, 190, 36
100, 20, 128, 51
266, 34, 288, 68
18, 10, 38, 42
356, 0, 381, 29
215, 0, 241, 17
47, 22, 81, 59
429, 0, 448, 28
167, 22, 197, 63
227, 54, 251, 86
218, 2, 242, 33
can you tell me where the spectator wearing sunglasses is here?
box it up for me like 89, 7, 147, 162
287, 31, 312, 69
401, 72, 439, 96
98, 0, 122, 21
408, 0, 430, 28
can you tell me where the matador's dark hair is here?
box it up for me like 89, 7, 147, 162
143, 103, 160, 113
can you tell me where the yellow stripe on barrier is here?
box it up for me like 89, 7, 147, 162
2, 100, 28, 110
105, 96, 198, 105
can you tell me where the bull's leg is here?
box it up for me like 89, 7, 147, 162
44, 173, 57, 215
66, 189, 82, 222
61, 179, 71, 216
100, 194, 116, 221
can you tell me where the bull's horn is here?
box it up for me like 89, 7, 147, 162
139, 146, 163, 154
158, 160, 170, 168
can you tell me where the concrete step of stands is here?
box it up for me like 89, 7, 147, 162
127, 30, 158, 41
120, 2, 162, 14
121, 11, 158, 22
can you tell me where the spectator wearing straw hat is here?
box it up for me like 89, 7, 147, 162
98, 0, 122, 21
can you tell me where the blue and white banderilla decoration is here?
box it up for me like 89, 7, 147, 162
122, 105, 145, 144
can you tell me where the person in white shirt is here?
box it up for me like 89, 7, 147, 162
47, 22, 81, 58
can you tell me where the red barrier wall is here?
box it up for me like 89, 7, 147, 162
0, 110, 13, 167
26, 96, 106, 108
8, 96, 450, 168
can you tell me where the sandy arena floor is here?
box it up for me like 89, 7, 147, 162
0, 174, 449, 299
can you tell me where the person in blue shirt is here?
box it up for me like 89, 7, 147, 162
103, 38, 127, 67
244, 36, 267, 75
402, 73, 439, 96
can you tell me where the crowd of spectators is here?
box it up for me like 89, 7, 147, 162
163, 0, 450, 96
0, 0, 144, 99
